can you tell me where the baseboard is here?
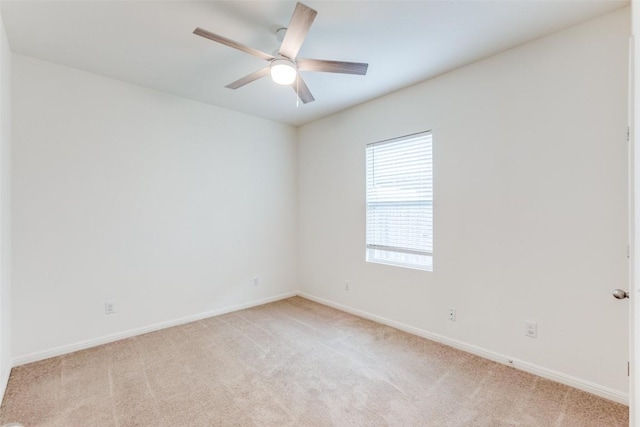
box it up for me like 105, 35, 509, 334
10, 290, 629, 406
12, 291, 297, 367
297, 291, 629, 405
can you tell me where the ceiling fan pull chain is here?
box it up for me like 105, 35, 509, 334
296, 76, 300, 108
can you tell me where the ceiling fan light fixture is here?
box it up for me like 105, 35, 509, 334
270, 59, 297, 85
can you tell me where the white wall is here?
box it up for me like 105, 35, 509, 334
0, 8, 12, 399
11, 55, 298, 360
298, 8, 630, 399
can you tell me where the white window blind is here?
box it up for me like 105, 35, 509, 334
366, 131, 433, 271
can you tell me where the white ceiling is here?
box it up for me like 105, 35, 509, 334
0, 0, 629, 126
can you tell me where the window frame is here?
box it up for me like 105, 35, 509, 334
365, 131, 433, 271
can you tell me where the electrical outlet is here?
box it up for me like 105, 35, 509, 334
105, 301, 117, 315
252, 276, 260, 286
448, 308, 456, 321
525, 320, 537, 338
345, 280, 350, 291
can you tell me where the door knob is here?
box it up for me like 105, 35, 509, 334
612, 289, 629, 299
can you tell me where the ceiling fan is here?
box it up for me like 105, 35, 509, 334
193, 2, 368, 104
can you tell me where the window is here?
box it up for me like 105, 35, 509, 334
366, 131, 433, 271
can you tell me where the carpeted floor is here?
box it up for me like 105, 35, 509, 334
0, 296, 629, 426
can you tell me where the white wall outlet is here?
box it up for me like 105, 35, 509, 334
345, 280, 350, 291
252, 276, 260, 286
105, 301, 117, 315
448, 308, 456, 321
525, 320, 537, 338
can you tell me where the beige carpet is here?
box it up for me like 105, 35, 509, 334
0, 296, 629, 426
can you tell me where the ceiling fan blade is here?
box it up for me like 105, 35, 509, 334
293, 75, 315, 104
193, 27, 274, 61
225, 66, 270, 89
296, 58, 369, 75
279, 2, 317, 60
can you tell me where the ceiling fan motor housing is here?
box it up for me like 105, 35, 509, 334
276, 27, 287, 42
